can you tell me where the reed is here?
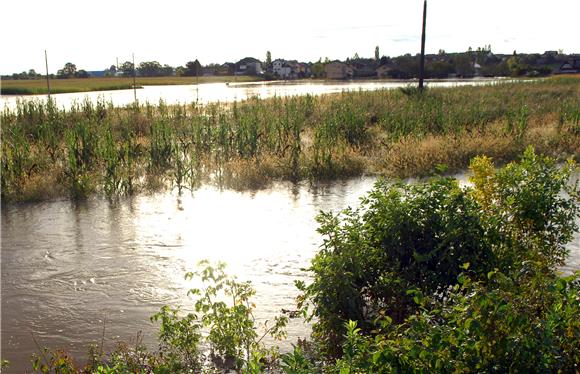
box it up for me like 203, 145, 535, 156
1, 78, 578, 201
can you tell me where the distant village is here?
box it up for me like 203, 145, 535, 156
5, 48, 580, 81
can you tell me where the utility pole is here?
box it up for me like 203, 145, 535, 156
44, 50, 51, 99
132, 53, 137, 104
418, 0, 427, 91
196, 57, 199, 102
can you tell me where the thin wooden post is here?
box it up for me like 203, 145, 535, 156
419, 0, 427, 91
132, 53, 137, 104
45, 50, 51, 99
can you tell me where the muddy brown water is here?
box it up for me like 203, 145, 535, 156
1, 175, 578, 372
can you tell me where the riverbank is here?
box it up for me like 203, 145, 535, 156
1, 77, 578, 202
0, 76, 263, 95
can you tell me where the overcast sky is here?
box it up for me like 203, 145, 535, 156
1, 0, 578, 74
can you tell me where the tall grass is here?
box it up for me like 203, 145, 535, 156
1, 78, 578, 201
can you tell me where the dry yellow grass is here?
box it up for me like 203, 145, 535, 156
375, 120, 578, 178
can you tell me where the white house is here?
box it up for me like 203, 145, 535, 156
272, 59, 292, 79
473, 62, 482, 77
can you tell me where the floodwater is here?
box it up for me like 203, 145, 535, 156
0, 78, 508, 110
1, 174, 579, 373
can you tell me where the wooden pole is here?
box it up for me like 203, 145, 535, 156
44, 50, 51, 99
132, 53, 137, 104
419, 0, 427, 91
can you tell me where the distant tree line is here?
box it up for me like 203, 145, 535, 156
2, 47, 573, 80
100, 59, 204, 77
5, 69, 43, 80
56, 62, 90, 79
386, 47, 559, 79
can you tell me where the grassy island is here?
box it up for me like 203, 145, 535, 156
1, 77, 578, 202
0, 76, 262, 95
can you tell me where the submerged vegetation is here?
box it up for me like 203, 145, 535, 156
22, 150, 580, 373
2, 77, 579, 202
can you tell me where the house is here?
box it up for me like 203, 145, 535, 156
272, 59, 292, 79
202, 66, 217, 76
235, 57, 263, 76
376, 64, 393, 78
87, 70, 105, 77
472, 62, 482, 77
296, 63, 311, 78
216, 63, 235, 76
483, 52, 500, 64
350, 58, 377, 78
556, 56, 580, 74
325, 61, 353, 79
287, 61, 310, 78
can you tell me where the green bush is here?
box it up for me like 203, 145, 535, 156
298, 147, 579, 360
330, 269, 580, 373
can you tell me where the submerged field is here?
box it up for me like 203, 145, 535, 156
1, 77, 579, 202
0, 76, 262, 95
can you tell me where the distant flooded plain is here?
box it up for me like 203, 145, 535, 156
1, 78, 508, 110
1, 172, 579, 372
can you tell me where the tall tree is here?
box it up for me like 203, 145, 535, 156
375, 46, 380, 61
311, 60, 325, 78
175, 66, 186, 77
506, 55, 524, 76
161, 64, 174, 76
63, 62, 77, 76
184, 60, 202, 76
57, 62, 77, 78
137, 61, 163, 77
265, 51, 272, 68
56, 62, 77, 78
119, 61, 135, 77
453, 54, 475, 77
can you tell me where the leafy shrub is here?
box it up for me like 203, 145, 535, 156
330, 269, 580, 373
150, 306, 202, 372
185, 260, 288, 371
298, 147, 579, 358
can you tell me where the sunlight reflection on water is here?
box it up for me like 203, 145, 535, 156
1, 78, 508, 110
